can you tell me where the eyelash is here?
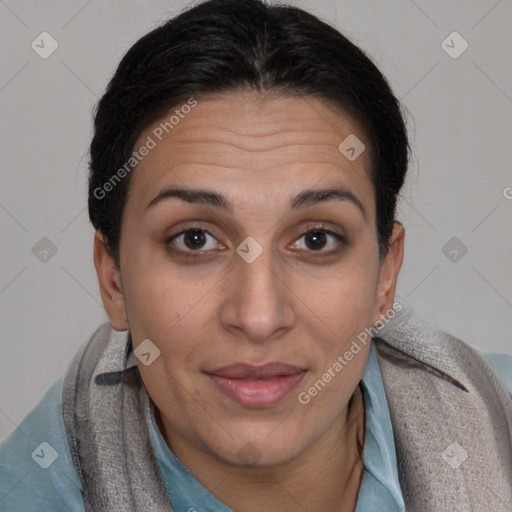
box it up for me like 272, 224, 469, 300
289, 226, 348, 256
164, 224, 348, 259
165, 224, 223, 258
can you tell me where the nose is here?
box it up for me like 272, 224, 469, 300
219, 247, 296, 343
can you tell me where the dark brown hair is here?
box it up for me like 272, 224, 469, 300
88, 0, 409, 264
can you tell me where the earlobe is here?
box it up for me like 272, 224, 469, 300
373, 222, 405, 324
93, 231, 129, 330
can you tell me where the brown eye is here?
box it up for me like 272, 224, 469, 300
305, 231, 328, 250
167, 228, 222, 253
290, 228, 347, 254
183, 229, 208, 249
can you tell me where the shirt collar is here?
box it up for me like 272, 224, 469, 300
356, 342, 405, 511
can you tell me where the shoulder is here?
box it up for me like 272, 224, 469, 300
374, 301, 512, 404
0, 377, 84, 512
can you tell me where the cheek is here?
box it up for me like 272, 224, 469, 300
294, 264, 375, 418
127, 275, 209, 402
292, 254, 379, 333
122, 262, 211, 337
122, 266, 219, 399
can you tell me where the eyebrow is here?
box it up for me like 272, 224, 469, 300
146, 187, 231, 212
290, 187, 366, 219
145, 185, 366, 219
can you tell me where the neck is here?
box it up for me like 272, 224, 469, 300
155, 384, 366, 512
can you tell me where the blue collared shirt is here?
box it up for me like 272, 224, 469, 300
1, 343, 511, 511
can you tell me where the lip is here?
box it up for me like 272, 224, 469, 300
206, 362, 307, 408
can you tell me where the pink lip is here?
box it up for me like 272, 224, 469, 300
206, 363, 306, 408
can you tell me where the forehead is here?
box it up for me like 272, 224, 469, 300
128, 91, 374, 216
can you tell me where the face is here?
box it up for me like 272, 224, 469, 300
95, 90, 403, 468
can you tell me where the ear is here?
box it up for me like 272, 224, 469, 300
372, 222, 405, 324
93, 231, 129, 330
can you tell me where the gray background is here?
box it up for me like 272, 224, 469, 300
1, 0, 511, 442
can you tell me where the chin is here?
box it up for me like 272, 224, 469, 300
206, 425, 311, 469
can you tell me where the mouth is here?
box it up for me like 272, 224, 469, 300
205, 362, 307, 408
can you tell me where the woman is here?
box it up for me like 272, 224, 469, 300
1, 0, 511, 510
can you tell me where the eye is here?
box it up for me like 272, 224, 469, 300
290, 227, 347, 253
166, 227, 224, 253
